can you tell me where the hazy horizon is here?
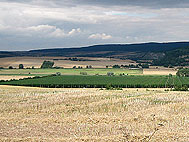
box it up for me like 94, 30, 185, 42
0, 41, 188, 52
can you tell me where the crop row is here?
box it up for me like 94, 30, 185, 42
1, 75, 189, 88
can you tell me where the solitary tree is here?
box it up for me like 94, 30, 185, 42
9, 66, 13, 69
19, 64, 24, 69
89, 65, 92, 68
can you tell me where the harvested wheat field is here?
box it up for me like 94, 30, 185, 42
0, 76, 33, 81
143, 68, 177, 75
0, 86, 188, 142
0, 57, 135, 68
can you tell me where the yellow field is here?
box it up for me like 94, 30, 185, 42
0, 57, 135, 68
0, 76, 33, 81
143, 68, 177, 75
0, 86, 188, 141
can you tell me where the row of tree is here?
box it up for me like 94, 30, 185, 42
73, 65, 93, 69
7, 61, 95, 69
112, 63, 149, 69
8, 64, 35, 69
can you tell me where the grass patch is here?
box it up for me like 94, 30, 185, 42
0, 68, 142, 76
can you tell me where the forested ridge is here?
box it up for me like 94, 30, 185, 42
1, 42, 189, 66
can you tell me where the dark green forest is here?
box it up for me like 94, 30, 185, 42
153, 47, 189, 67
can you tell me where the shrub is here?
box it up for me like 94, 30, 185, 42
56, 72, 61, 76
113, 65, 120, 68
140, 63, 149, 68
53, 66, 64, 69
9, 66, 13, 69
173, 85, 188, 91
80, 72, 87, 75
106, 84, 114, 90
106, 84, 123, 90
78, 66, 83, 69
107, 72, 114, 76
176, 68, 189, 77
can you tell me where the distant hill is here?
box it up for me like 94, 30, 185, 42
153, 46, 189, 67
0, 42, 189, 66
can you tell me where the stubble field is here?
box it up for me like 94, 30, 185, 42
0, 76, 34, 81
0, 86, 188, 141
0, 57, 135, 69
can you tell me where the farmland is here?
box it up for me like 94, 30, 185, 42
1, 75, 189, 88
0, 57, 135, 69
0, 85, 188, 141
0, 56, 188, 141
0, 56, 177, 77
0, 68, 142, 76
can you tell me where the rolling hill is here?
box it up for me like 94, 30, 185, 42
0, 42, 189, 66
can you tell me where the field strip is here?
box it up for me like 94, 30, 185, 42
165, 76, 169, 87
177, 76, 183, 86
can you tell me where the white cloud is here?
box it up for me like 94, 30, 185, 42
0, 24, 82, 38
27, 25, 56, 32
0, 1, 106, 26
26, 25, 82, 38
89, 33, 112, 40
68, 28, 81, 35
49, 28, 65, 38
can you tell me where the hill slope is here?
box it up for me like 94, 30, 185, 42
153, 46, 189, 67
0, 42, 189, 66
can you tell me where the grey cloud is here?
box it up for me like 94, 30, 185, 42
71, 0, 189, 8
2, 0, 189, 8
0, 0, 189, 50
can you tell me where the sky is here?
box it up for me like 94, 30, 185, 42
0, 0, 189, 51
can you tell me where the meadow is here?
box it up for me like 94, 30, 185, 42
0, 85, 188, 141
0, 68, 142, 76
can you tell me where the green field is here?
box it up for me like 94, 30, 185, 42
0, 68, 142, 76
1, 75, 189, 88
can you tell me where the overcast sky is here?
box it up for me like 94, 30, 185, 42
0, 0, 189, 51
